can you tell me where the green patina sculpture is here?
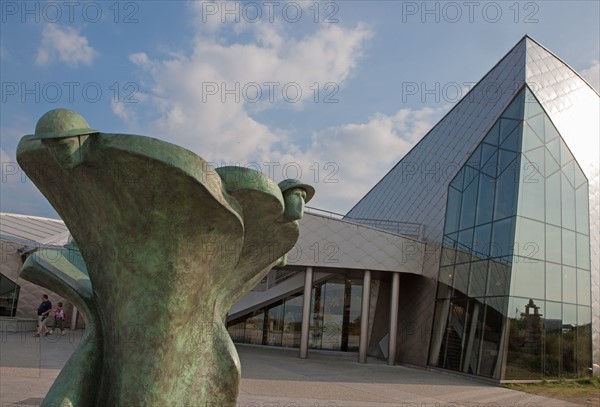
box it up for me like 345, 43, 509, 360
17, 108, 314, 407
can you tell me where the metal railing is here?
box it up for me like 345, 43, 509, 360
305, 206, 423, 239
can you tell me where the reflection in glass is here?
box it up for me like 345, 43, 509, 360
506, 297, 543, 379
577, 306, 592, 376
544, 301, 561, 378
562, 304, 577, 377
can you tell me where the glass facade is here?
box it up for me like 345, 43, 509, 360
429, 86, 593, 380
227, 275, 363, 351
0, 275, 20, 317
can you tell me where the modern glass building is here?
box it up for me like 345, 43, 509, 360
345, 35, 598, 380
428, 87, 592, 379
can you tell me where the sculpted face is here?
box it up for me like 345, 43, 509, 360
283, 187, 307, 221
42, 135, 88, 168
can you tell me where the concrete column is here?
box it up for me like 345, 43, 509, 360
299, 266, 313, 359
387, 272, 400, 365
358, 270, 372, 363
70, 306, 78, 330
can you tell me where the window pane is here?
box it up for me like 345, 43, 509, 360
457, 228, 474, 260
545, 224, 561, 264
282, 294, 303, 348
545, 146, 561, 177
562, 229, 576, 267
481, 143, 497, 166
321, 282, 344, 350
518, 157, 545, 222
500, 124, 522, 152
453, 263, 470, 296
577, 269, 591, 306
266, 303, 284, 346
575, 185, 590, 234
491, 218, 515, 258
545, 170, 561, 227
545, 263, 562, 302
576, 233, 590, 270
478, 297, 505, 378
577, 306, 592, 377
494, 163, 519, 220
468, 260, 488, 297
515, 217, 545, 261
506, 297, 543, 379
484, 122, 500, 146
244, 311, 265, 345
561, 173, 575, 231
562, 303, 577, 377
510, 257, 544, 299
487, 260, 510, 296
562, 266, 577, 304
473, 224, 492, 260
544, 301, 561, 378
476, 176, 495, 226
460, 174, 479, 230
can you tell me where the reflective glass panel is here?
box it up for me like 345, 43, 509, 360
453, 263, 470, 296
460, 175, 479, 230
544, 301, 562, 378
500, 124, 522, 152
491, 218, 515, 258
576, 233, 590, 270
244, 311, 265, 345
519, 158, 545, 222
562, 266, 577, 304
487, 260, 509, 296
577, 306, 592, 377
575, 185, 590, 234
561, 173, 576, 231
545, 263, 562, 302
473, 224, 492, 260
282, 294, 303, 348
505, 297, 543, 379
476, 177, 495, 227
468, 260, 488, 297
494, 165, 519, 220
266, 303, 284, 346
321, 282, 345, 350
545, 171, 561, 227
561, 303, 577, 377
562, 229, 576, 267
510, 257, 544, 300
522, 123, 544, 151
545, 147, 560, 177
545, 224, 562, 264
515, 217, 545, 261
577, 269, 591, 306
478, 297, 505, 378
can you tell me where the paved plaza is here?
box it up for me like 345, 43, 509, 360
0, 330, 581, 406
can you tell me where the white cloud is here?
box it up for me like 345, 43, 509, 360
123, 21, 372, 160
265, 106, 446, 212
581, 60, 599, 93
36, 25, 98, 67
114, 11, 445, 213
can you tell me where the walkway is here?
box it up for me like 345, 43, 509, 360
0, 331, 581, 406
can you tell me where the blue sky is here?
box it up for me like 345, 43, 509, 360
1, 1, 599, 218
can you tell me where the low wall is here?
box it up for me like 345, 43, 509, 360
0, 317, 37, 332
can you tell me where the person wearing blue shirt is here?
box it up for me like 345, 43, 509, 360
34, 294, 52, 337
